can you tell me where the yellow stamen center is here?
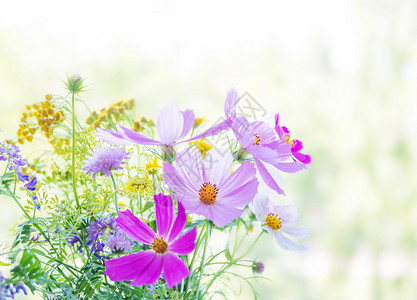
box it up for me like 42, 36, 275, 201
265, 213, 282, 231
285, 133, 295, 146
199, 182, 219, 205
253, 132, 261, 145
152, 237, 168, 254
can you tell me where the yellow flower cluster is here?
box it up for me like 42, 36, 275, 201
123, 174, 153, 198
17, 94, 65, 144
86, 99, 135, 128
145, 157, 161, 174
189, 139, 213, 156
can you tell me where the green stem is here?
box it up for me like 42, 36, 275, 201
110, 172, 119, 215
71, 92, 80, 208
183, 224, 206, 294
196, 221, 210, 299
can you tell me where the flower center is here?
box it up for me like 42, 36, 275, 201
253, 132, 261, 146
152, 237, 168, 254
265, 213, 282, 231
199, 182, 219, 205
285, 133, 295, 146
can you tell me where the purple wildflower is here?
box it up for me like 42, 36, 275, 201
104, 193, 197, 288
82, 146, 130, 179
0, 142, 30, 183
105, 226, 133, 253
31, 195, 40, 210
0, 271, 28, 299
163, 147, 259, 227
96, 102, 232, 149
248, 185, 309, 250
85, 216, 117, 257
24, 177, 37, 191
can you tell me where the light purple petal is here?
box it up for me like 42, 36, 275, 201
116, 209, 156, 245
224, 89, 240, 120
167, 202, 187, 242
274, 162, 307, 173
178, 109, 195, 140
217, 179, 258, 207
104, 250, 156, 281
116, 125, 161, 145
163, 252, 190, 288
210, 202, 244, 227
254, 158, 285, 195
169, 227, 197, 255
96, 127, 136, 145
174, 148, 204, 189
181, 119, 232, 143
203, 150, 233, 187
282, 226, 310, 239
163, 162, 199, 202
157, 104, 183, 145
273, 231, 307, 251
219, 161, 257, 196
154, 193, 174, 238
275, 203, 298, 224
131, 253, 164, 286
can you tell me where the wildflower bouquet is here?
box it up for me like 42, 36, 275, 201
0, 75, 310, 299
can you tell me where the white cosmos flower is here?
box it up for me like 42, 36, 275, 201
249, 185, 309, 251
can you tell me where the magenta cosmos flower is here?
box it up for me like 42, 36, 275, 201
97, 102, 232, 148
82, 146, 130, 179
249, 185, 309, 250
224, 89, 310, 195
163, 147, 259, 227
104, 193, 197, 287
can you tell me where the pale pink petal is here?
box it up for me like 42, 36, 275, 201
163, 252, 190, 288
154, 193, 174, 238
167, 202, 187, 242
104, 250, 156, 282
275, 204, 298, 224
169, 227, 197, 255
178, 109, 195, 140
116, 209, 156, 245
254, 158, 285, 195
131, 253, 164, 286
157, 104, 183, 145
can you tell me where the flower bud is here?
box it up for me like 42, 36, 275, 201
66, 74, 84, 93
252, 261, 265, 274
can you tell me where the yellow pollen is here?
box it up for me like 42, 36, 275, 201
253, 132, 261, 145
265, 213, 282, 231
152, 237, 168, 254
285, 134, 295, 146
199, 182, 219, 205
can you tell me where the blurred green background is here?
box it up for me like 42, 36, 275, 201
1, 0, 416, 299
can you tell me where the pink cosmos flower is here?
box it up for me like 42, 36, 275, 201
97, 103, 232, 148
248, 185, 308, 250
224, 89, 310, 195
104, 193, 197, 288
163, 148, 259, 227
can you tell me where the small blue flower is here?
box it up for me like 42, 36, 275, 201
24, 177, 37, 191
